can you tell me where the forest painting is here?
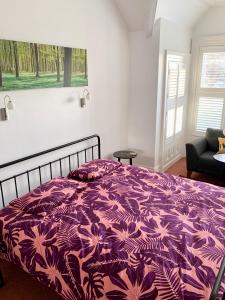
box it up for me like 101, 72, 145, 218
0, 39, 88, 91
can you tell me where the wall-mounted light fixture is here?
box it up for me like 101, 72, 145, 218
83, 89, 91, 101
0, 95, 15, 121
80, 89, 91, 108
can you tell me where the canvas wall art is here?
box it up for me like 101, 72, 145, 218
0, 39, 88, 91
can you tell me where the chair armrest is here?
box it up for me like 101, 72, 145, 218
186, 138, 207, 171
186, 138, 207, 156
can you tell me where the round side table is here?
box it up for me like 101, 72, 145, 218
113, 150, 137, 165
214, 153, 225, 163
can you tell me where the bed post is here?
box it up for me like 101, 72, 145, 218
0, 269, 4, 288
209, 256, 225, 300
97, 135, 101, 159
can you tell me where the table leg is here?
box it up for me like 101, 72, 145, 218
130, 158, 132, 165
118, 158, 121, 162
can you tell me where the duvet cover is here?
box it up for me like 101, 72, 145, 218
0, 160, 224, 300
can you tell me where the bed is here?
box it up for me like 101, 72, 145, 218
0, 135, 224, 300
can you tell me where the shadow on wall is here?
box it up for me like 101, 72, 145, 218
0, 108, 6, 121
132, 154, 155, 169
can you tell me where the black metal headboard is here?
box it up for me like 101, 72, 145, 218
0, 134, 101, 207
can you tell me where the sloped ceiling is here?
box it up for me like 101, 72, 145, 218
114, 0, 157, 32
210, 0, 225, 6
114, 0, 225, 35
156, 0, 225, 29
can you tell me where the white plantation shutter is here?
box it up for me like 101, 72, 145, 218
163, 52, 188, 169
176, 64, 186, 134
166, 61, 178, 139
194, 49, 225, 134
166, 54, 186, 140
196, 97, 224, 132
175, 106, 184, 134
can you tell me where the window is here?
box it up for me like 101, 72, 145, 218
163, 51, 188, 169
196, 97, 224, 132
194, 49, 225, 133
201, 52, 225, 89
165, 54, 186, 140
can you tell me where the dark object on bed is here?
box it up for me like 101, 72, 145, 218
113, 150, 137, 165
0, 134, 101, 208
186, 128, 225, 178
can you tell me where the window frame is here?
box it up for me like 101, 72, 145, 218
162, 50, 189, 170
190, 36, 225, 137
164, 51, 188, 143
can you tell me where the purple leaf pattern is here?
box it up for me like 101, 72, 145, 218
0, 161, 224, 299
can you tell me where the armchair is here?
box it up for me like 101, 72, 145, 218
186, 128, 225, 178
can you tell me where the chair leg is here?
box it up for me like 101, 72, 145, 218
0, 270, 4, 288
187, 171, 192, 179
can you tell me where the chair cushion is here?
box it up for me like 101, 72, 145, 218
206, 128, 224, 152
198, 151, 225, 175
218, 137, 225, 154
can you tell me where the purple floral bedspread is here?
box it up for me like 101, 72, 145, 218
0, 161, 225, 300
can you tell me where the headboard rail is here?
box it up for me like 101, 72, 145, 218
0, 134, 101, 207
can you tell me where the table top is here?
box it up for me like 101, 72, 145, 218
113, 150, 137, 159
214, 153, 225, 163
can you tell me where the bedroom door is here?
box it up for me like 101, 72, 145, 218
162, 52, 188, 170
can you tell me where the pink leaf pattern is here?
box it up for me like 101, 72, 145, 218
0, 161, 225, 299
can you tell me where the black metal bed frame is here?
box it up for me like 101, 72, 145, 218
0, 134, 101, 208
0, 134, 224, 299
209, 255, 225, 300
0, 134, 101, 288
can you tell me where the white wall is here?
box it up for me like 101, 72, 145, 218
186, 6, 225, 142
128, 18, 191, 170
0, 0, 129, 171
193, 6, 225, 37
156, 0, 210, 30
155, 18, 191, 169
128, 5, 225, 170
128, 21, 160, 168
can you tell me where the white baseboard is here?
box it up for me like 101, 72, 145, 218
154, 164, 160, 171
162, 155, 184, 172
132, 156, 185, 173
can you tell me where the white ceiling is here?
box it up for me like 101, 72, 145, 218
114, 0, 225, 34
114, 0, 157, 32
209, 0, 225, 6
156, 0, 225, 29
155, 0, 210, 29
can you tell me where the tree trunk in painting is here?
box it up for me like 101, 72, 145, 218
34, 43, 40, 78
64, 47, 72, 87
9, 43, 14, 72
84, 49, 87, 79
0, 40, 87, 90
30, 43, 35, 73
13, 41, 19, 78
55, 46, 60, 82
0, 64, 2, 87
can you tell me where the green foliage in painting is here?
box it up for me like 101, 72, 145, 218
0, 39, 88, 91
